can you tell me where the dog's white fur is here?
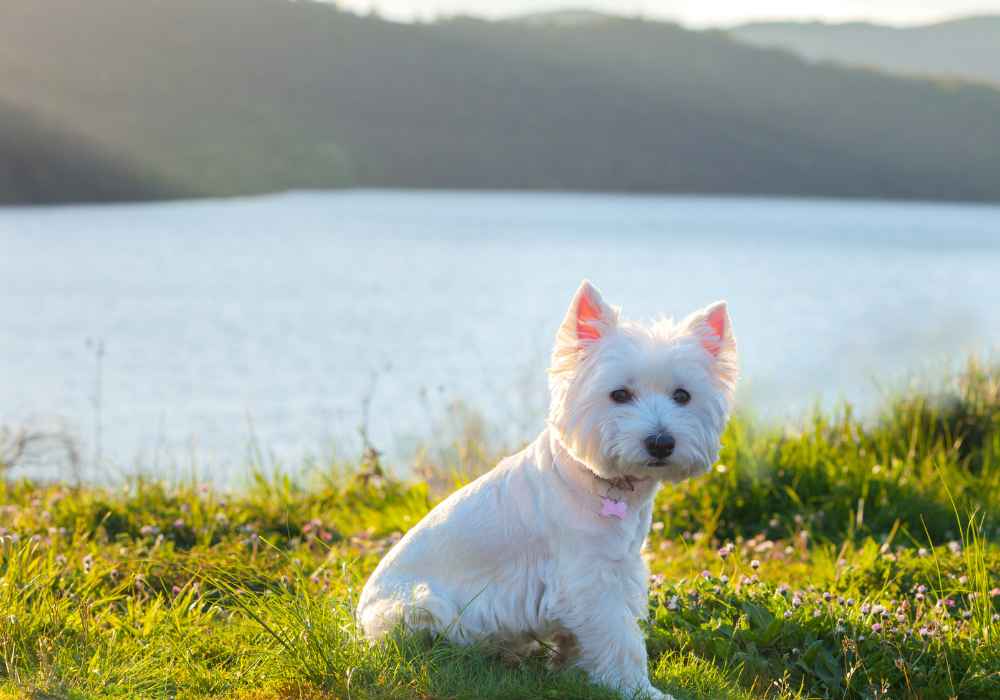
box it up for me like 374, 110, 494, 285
357, 281, 738, 699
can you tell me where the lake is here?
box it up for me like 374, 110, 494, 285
2, 190, 999, 483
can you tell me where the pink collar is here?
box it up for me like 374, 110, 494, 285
549, 437, 644, 521
590, 472, 643, 520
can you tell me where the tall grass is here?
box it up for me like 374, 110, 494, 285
0, 359, 998, 699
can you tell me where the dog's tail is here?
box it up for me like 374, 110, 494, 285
357, 581, 461, 641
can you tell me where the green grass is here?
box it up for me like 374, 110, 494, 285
1, 359, 999, 699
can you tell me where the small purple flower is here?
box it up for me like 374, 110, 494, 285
871, 623, 883, 633
750, 559, 760, 570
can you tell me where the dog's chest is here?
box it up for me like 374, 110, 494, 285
544, 500, 651, 570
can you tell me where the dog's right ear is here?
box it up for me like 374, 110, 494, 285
551, 281, 618, 372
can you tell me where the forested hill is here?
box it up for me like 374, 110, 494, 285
729, 16, 1000, 87
0, 101, 173, 205
3, 0, 1000, 204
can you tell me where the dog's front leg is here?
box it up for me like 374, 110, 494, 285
567, 603, 671, 700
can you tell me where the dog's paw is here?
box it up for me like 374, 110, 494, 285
634, 685, 674, 700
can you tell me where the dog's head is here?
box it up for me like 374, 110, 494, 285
548, 280, 738, 483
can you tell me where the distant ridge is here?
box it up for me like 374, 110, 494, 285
0, 101, 171, 205
3, 0, 1000, 204
507, 9, 618, 26
729, 15, 1000, 86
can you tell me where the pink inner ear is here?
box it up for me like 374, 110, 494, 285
702, 305, 727, 356
576, 293, 603, 340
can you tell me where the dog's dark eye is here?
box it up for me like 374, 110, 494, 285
610, 388, 633, 404
672, 388, 691, 405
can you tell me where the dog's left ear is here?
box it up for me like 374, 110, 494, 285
684, 301, 738, 384
560, 280, 618, 343
551, 280, 619, 373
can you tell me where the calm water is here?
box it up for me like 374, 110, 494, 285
2, 190, 999, 483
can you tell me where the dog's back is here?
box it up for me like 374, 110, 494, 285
357, 443, 549, 642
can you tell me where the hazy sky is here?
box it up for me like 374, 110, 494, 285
334, 0, 1000, 26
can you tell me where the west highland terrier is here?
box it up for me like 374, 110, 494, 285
358, 280, 739, 699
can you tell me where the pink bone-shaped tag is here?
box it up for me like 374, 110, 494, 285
600, 497, 628, 520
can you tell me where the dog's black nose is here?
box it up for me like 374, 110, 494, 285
644, 433, 675, 460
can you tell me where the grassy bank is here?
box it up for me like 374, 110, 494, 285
1, 360, 999, 699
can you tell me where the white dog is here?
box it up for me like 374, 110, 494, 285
358, 281, 738, 699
